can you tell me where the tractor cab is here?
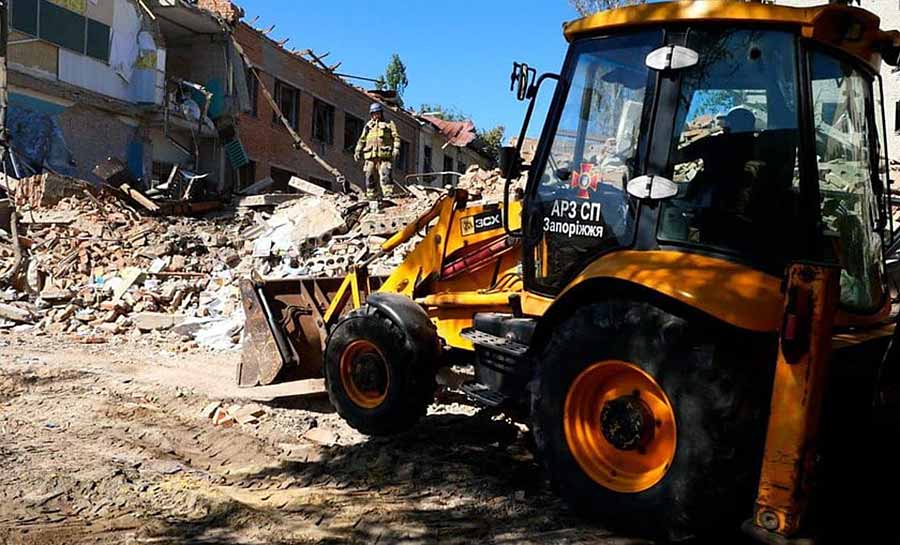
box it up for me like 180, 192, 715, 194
505, 1, 900, 328
242, 2, 900, 542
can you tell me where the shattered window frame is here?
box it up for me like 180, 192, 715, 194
443, 155, 455, 186
39, 0, 86, 55
11, 0, 39, 37
397, 140, 411, 173
273, 79, 300, 130
85, 19, 111, 62
312, 98, 336, 145
895, 99, 899, 133
237, 160, 257, 191
246, 70, 259, 117
423, 145, 433, 183
10, 0, 111, 63
343, 113, 364, 154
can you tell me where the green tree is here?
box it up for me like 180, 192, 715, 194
476, 125, 506, 165
569, 0, 643, 16
383, 54, 409, 98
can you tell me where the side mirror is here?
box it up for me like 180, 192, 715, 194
509, 62, 537, 102
499, 146, 523, 180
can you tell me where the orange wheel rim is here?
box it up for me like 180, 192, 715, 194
564, 360, 676, 493
339, 340, 390, 409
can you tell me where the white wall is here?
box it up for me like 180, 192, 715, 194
56, 0, 165, 105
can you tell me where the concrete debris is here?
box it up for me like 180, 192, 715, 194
212, 407, 236, 428
0, 302, 39, 324
132, 312, 187, 332
237, 194, 304, 208
200, 401, 222, 419
303, 426, 338, 446
205, 402, 267, 428
0, 167, 507, 351
13, 173, 93, 209
288, 176, 330, 196
457, 164, 526, 202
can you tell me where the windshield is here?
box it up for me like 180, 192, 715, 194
659, 29, 802, 265
528, 31, 660, 292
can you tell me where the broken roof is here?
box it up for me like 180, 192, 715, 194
149, 0, 230, 40
420, 116, 478, 148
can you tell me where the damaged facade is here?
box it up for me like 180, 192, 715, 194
4, 0, 491, 198
6, 0, 164, 183
211, 9, 491, 193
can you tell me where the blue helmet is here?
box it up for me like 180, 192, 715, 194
369, 103, 384, 114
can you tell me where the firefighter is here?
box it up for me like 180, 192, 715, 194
355, 103, 400, 201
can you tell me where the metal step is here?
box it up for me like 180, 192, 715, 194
461, 328, 529, 357
459, 381, 509, 408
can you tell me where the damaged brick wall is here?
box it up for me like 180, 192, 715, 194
230, 24, 421, 191
195, 0, 244, 23
56, 104, 145, 184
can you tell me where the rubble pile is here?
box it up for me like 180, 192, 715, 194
0, 183, 253, 349
1, 170, 497, 348
241, 187, 442, 278
457, 164, 526, 202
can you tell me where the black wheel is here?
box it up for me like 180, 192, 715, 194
531, 299, 775, 541
325, 305, 437, 436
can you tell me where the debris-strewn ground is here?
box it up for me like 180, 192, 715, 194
0, 167, 519, 351
0, 331, 658, 545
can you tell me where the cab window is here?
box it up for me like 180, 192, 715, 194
528, 31, 659, 292
810, 51, 884, 311
659, 30, 802, 267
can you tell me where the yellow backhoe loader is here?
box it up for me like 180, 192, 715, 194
240, 1, 900, 541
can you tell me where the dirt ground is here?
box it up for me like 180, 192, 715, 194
2, 330, 678, 545
6, 329, 899, 544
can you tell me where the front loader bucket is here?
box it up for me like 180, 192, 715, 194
238, 277, 343, 387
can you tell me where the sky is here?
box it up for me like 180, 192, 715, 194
237, 0, 580, 142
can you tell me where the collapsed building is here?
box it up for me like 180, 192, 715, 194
3, 0, 493, 198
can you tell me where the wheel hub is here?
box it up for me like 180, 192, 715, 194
352, 353, 388, 393
339, 340, 390, 409
563, 360, 677, 493
600, 394, 655, 451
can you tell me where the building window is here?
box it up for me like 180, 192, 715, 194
12, 0, 39, 37
273, 80, 300, 130
895, 100, 900, 134
246, 69, 259, 117
423, 145, 433, 183
312, 99, 335, 145
86, 19, 110, 61
397, 140, 410, 172
12, 0, 111, 62
443, 155, 455, 186
344, 113, 364, 153
236, 160, 257, 191
270, 165, 297, 192
457, 160, 467, 175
